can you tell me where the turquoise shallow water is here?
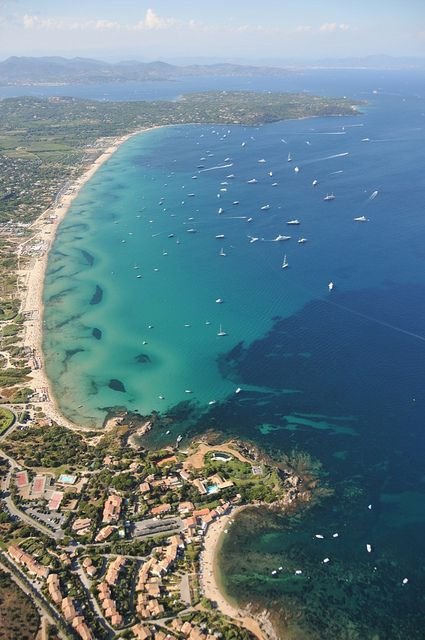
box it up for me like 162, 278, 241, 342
43, 70, 425, 636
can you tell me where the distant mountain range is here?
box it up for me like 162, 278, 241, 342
1, 55, 424, 86
0, 56, 292, 85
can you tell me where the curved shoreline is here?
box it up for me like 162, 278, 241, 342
19, 126, 161, 432
201, 506, 279, 640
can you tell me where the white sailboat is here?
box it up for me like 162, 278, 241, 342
287, 152, 292, 162
328, 282, 334, 292
282, 254, 289, 269
217, 324, 227, 336
219, 248, 226, 256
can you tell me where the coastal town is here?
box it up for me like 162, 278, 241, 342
0, 399, 323, 640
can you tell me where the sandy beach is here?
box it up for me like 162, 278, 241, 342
200, 506, 279, 640
18, 127, 278, 638
19, 127, 157, 432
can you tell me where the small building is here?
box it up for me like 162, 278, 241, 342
62, 596, 77, 622
192, 479, 207, 495
139, 482, 151, 494
151, 503, 171, 517
95, 525, 115, 543
72, 518, 92, 533
178, 501, 195, 515
47, 573, 62, 604
132, 623, 152, 640
103, 494, 122, 524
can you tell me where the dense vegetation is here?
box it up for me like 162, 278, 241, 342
0, 570, 40, 640
2, 423, 87, 468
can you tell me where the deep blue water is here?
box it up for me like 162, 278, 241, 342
42, 70, 425, 637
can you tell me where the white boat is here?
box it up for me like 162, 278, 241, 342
271, 182, 278, 186
218, 207, 223, 214
287, 152, 292, 162
187, 228, 197, 233
312, 179, 318, 186
297, 238, 308, 244
260, 204, 270, 211
247, 178, 257, 184
215, 298, 223, 304
273, 235, 291, 242
328, 282, 334, 292
233, 201, 239, 205
258, 158, 266, 163
226, 174, 235, 179
287, 219, 300, 225
294, 166, 300, 173
269, 171, 273, 176
354, 215, 368, 222
235, 387, 242, 394
282, 254, 289, 269
219, 248, 226, 256
215, 234, 225, 239
217, 324, 227, 336
248, 236, 259, 243
323, 193, 335, 201
366, 544, 373, 553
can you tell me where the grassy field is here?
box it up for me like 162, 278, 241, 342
0, 407, 15, 435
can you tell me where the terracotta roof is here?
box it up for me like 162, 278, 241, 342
102, 494, 122, 524
151, 503, 171, 516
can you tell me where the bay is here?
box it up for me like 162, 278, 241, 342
43, 69, 425, 637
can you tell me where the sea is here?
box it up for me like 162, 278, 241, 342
14, 69, 425, 638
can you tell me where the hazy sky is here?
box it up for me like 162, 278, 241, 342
0, 0, 424, 61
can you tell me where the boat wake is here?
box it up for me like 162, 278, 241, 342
328, 300, 425, 343
198, 163, 234, 172
302, 152, 349, 166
